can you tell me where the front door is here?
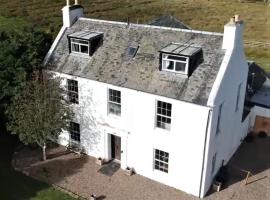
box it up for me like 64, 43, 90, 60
111, 135, 121, 161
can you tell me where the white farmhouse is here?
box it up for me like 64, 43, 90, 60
44, 1, 270, 198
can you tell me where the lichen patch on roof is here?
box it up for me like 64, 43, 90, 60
47, 17, 225, 105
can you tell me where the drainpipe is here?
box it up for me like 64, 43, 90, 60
199, 109, 212, 198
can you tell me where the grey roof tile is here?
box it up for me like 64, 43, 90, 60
149, 15, 191, 29
47, 18, 225, 105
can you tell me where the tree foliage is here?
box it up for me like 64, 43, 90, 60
0, 28, 52, 119
7, 71, 74, 160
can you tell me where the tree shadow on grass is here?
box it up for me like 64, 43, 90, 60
0, 133, 85, 200
0, 133, 47, 200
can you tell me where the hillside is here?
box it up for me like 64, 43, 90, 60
0, 0, 269, 70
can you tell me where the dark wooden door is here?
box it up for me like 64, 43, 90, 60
111, 135, 121, 161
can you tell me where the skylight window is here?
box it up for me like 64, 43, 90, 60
127, 46, 139, 58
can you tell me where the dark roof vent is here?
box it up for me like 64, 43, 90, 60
127, 46, 139, 58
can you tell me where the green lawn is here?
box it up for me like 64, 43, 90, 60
0, 133, 81, 200
0, 16, 30, 31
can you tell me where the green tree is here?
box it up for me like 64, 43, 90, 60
7, 70, 74, 161
0, 28, 52, 121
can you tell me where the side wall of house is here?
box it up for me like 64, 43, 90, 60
55, 72, 210, 197
201, 46, 249, 196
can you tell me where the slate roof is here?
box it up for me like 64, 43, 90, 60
47, 18, 225, 105
149, 15, 191, 29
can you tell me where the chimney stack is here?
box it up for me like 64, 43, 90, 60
222, 15, 244, 50
62, 0, 84, 28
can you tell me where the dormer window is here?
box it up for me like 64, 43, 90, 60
160, 43, 203, 76
68, 30, 103, 56
162, 54, 189, 74
71, 38, 89, 55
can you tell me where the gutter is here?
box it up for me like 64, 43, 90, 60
199, 108, 212, 198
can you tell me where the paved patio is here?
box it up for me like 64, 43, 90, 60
13, 137, 270, 200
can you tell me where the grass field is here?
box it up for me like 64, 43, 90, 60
0, 133, 80, 200
0, 0, 269, 70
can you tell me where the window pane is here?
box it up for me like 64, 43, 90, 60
154, 149, 169, 173
127, 46, 138, 57
67, 80, 79, 104
108, 89, 121, 115
109, 102, 121, 116
175, 62, 186, 72
70, 122, 80, 142
163, 60, 174, 70
156, 101, 172, 130
71, 43, 80, 52
80, 45, 89, 54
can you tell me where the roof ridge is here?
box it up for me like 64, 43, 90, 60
79, 17, 223, 37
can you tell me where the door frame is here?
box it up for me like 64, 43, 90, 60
111, 134, 121, 162
104, 131, 128, 169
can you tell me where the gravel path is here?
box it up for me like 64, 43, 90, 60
13, 138, 270, 200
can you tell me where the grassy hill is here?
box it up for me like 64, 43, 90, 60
0, 0, 269, 70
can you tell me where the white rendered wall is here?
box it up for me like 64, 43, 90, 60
62, 6, 84, 28
55, 72, 210, 197
201, 34, 249, 196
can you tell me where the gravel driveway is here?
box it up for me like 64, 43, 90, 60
13, 137, 270, 200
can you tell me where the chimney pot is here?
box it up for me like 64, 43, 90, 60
66, 0, 70, 6
235, 15, 240, 22
230, 17, 235, 24
75, 0, 79, 5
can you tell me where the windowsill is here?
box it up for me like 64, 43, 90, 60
69, 52, 90, 58
162, 69, 188, 75
154, 126, 171, 133
107, 113, 121, 119
153, 168, 169, 174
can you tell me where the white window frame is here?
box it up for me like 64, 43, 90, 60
70, 38, 90, 55
162, 53, 189, 75
156, 100, 172, 130
108, 88, 121, 116
235, 83, 242, 112
216, 103, 223, 135
154, 149, 169, 173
